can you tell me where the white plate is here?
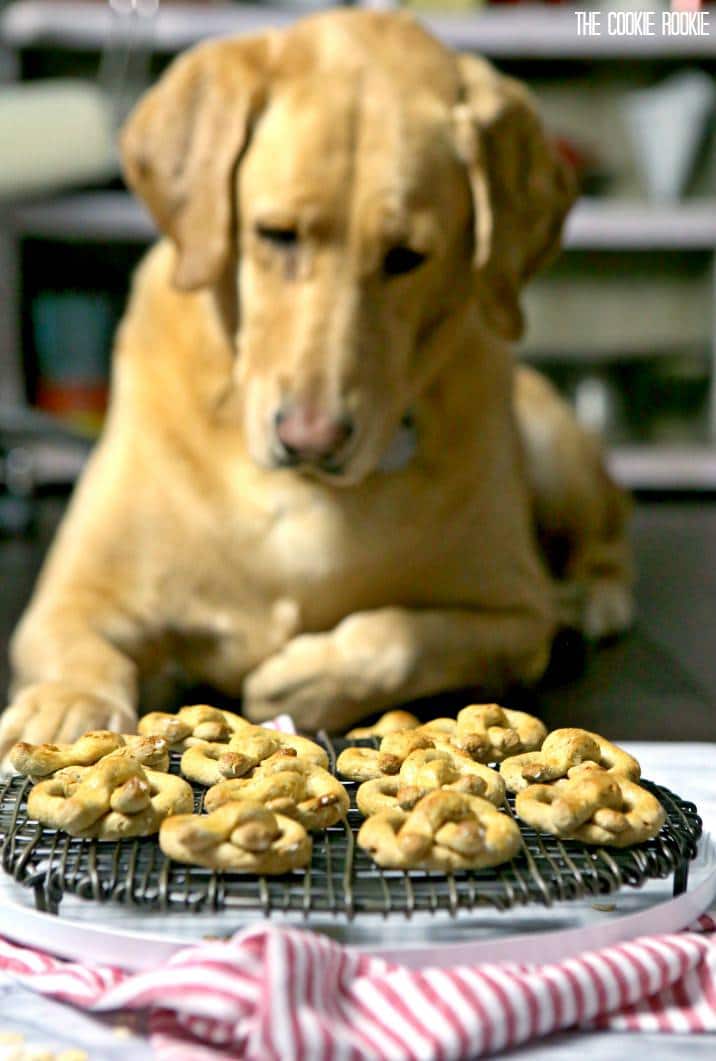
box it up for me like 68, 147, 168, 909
1, 835, 714, 971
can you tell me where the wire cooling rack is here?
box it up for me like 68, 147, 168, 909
0, 734, 703, 919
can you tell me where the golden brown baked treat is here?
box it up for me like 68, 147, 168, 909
514, 763, 665, 847
500, 728, 641, 793
346, 710, 421, 739
27, 753, 193, 839
182, 730, 282, 785
336, 730, 434, 781
181, 726, 328, 786
204, 756, 349, 830
114, 735, 171, 772
340, 704, 546, 782
137, 704, 250, 750
356, 748, 505, 816
355, 776, 407, 815
10, 731, 169, 777
159, 801, 312, 872
421, 704, 547, 763
358, 790, 521, 872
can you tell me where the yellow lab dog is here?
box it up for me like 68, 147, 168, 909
0, 10, 631, 762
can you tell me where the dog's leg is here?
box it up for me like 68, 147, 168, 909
0, 458, 144, 769
1, 605, 139, 768
515, 365, 634, 640
242, 604, 552, 732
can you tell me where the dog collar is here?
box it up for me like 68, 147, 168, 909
377, 412, 417, 474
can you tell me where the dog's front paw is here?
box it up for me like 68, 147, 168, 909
242, 633, 350, 730
583, 579, 634, 641
0, 681, 136, 773
242, 611, 417, 731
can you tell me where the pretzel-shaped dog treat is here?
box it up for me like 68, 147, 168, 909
182, 730, 282, 786
10, 730, 124, 777
570, 778, 665, 847
117, 735, 171, 772
336, 729, 435, 781
515, 763, 665, 847
204, 757, 349, 830
458, 704, 547, 761
420, 705, 547, 763
500, 728, 641, 793
346, 710, 421, 740
355, 776, 407, 815
269, 731, 328, 768
159, 801, 312, 872
398, 748, 505, 805
358, 790, 521, 871
514, 763, 623, 835
181, 725, 328, 786
27, 753, 193, 839
9, 731, 170, 777
138, 705, 251, 750
356, 748, 505, 816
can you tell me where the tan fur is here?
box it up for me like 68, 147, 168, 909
1, 10, 632, 763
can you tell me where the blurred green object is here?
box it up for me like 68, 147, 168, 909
0, 80, 118, 200
32, 292, 115, 434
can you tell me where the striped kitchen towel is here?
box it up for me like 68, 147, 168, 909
1, 915, 715, 1060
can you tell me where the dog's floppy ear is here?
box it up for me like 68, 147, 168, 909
120, 36, 269, 291
453, 55, 576, 340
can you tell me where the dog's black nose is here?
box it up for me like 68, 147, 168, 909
274, 405, 354, 467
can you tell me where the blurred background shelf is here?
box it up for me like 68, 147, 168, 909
3, 2, 716, 59
610, 446, 716, 491
5, 191, 154, 242
8, 192, 716, 250
7, 438, 716, 493
566, 200, 716, 251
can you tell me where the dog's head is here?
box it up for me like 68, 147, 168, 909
121, 10, 574, 484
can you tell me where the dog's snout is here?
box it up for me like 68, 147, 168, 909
274, 405, 354, 467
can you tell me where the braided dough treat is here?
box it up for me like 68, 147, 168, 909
181, 725, 327, 786
346, 710, 421, 740
116, 735, 171, 771
358, 790, 521, 872
500, 728, 641, 793
421, 704, 547, 763
159, 801, 312, 872
204, 756, 349, 830
356, 748, 505, 816
138, 705, 250, 750
10, 731, 169, 777
336, 730, 435, 781
340, 704, 545, 785
355, 776, 407, 815
515, 763, 665, 847
27, 753, 193, 839
182, 730, 282, 786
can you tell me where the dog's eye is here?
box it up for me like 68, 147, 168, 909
383, 246, 427, 278
256, 224, 299, 247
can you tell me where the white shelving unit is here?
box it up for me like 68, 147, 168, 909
610, 446, 716, 492
2, 1, 716, 489
8, 191, 716, 251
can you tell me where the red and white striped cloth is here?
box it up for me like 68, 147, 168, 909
1, 914, 715, 1060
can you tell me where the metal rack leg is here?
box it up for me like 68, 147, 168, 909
673, 860, 689, 897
